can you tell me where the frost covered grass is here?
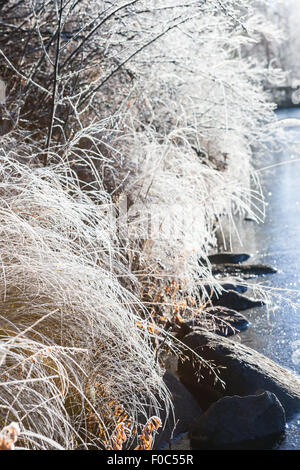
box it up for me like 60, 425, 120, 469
0, 141, 172, 449
0, 0, 282, 449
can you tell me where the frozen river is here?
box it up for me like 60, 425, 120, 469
220, 107, 300, 449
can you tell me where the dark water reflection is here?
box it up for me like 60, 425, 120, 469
218, 108, 300, 449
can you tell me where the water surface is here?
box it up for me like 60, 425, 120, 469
218, 108, 300, 449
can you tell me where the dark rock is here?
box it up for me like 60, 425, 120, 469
213, 291, 265, 311
180, 307, 249, 338
178, 328, 300, 419
180, 375, 224, 411
208, 253, 250, 264
212, 263, 277, 277
190, 391, 286, 450
155, 371, 202, 449
200, 282, 248, 299
198, 281, 263, 312
218, 282, 248, 294
206, 307, 249, 336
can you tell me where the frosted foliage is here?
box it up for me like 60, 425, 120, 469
0, 0, 281, 449
0, 144, 169, 449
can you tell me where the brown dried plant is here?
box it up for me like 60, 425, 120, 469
134, 417, 162, 451
0, 422, 20, 451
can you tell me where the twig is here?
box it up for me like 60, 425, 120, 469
79, 14, 197, 107
60, 0, 140, 71
44, 0, 63, 166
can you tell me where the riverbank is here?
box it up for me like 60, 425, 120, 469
157, 250, 300, 450
226, 107, 300, 449
158, 107, 300, 451
0, 1, 295, 450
